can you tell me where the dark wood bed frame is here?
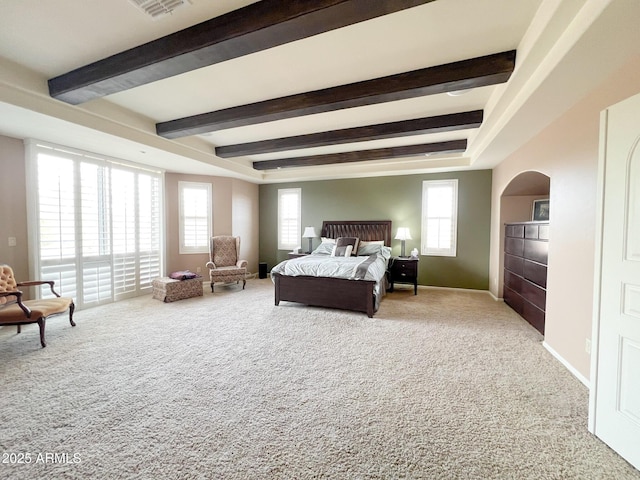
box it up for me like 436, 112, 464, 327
273, 220, 392, 317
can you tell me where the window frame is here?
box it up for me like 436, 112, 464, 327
421, 179, 458, 257
277, 188, 301, 251
25, 139, 164, 308
178, 181, 212, 254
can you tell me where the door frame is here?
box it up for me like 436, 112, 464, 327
588, 108, 608, 433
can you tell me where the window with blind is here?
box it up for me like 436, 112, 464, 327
178, 181, 212, 254
421, 179, 458, 257
277, 188, 301, 250
27, 141, 163, 309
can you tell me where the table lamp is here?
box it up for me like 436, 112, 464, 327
395, 227, 412, 257
302, 226, 318, 253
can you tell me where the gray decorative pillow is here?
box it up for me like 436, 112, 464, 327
331, 245, 353, 257
335, 237, 359, 257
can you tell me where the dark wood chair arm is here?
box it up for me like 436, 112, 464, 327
17, 280, 61, 297
0, 289, 31, 317
0, 290, 21, 298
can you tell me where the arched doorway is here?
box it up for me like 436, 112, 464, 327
499, 171, 550, 334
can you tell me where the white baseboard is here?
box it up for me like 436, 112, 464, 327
419, 285, 493, 296
487, 291, 501, 301
543, 341, 590, 388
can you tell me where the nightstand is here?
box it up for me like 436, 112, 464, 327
388, 257, 419, 295
287, 252, 309, 259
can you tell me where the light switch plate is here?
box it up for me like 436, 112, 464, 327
8, 237, 17, 247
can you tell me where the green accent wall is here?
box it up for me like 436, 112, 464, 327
259, 170, 492, 290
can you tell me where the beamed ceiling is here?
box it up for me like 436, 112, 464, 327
0, 0, 639, 183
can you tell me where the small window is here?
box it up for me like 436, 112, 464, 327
179, 182, 212, 254
278, 188, 301, 250
421, 179, 458, 257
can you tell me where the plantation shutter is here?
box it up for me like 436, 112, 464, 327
37, 154, 77, 300
112, 168, 138, 298
179, 182, 211, 254
28, 141, 164, 309
80, 162, 112, 305
138, 174, 162, 289
421, 179, 458, 257
278, 188, 301, 250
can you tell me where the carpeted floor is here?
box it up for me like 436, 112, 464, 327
0, 279, 638, 479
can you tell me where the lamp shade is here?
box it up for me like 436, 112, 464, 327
302, 226, 318, 238
394, 227, 412, 241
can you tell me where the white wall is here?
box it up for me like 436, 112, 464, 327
501, 195, 542, 225
158, 173, 259, 277
490, 58, 640, 379
232, 178, 260, 276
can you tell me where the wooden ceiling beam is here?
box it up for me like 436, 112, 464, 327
252, 140, 467, 170
216, 110, 482, 158
157, 51, 515, 138
48, 0, 435, 104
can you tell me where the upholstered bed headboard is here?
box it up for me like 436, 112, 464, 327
320, 220, 393, 246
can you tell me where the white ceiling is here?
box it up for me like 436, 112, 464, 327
0, 0, 638, 183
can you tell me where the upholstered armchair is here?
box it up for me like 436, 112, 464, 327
0, 265, 75, 347
206, 236, 247, 292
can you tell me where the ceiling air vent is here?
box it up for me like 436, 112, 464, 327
129, 0, 191, 20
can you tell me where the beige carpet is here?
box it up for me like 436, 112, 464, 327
0, 279, 638, 479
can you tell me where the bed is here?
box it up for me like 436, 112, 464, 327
271, 220, 392, 317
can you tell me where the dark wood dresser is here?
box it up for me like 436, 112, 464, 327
503, 222, 549, 334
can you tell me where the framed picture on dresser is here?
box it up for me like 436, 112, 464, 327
532, 199, 550, 221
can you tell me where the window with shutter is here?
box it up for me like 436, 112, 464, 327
178, 182, 212, 254
278, 188, 301, 250
37, 153, 78, 301
138, 173, 162, 289
80, 161, 112, 304
27, 141, 164, 308
421, 179, 458, 257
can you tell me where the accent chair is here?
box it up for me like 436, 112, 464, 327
0, 265, 75, 348
206, 236, 247, 292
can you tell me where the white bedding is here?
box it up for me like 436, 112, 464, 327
271, 253, 387, 281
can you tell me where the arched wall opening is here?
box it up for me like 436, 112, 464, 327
497, 171, 550, 301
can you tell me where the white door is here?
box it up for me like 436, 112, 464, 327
590, 91, 640, 470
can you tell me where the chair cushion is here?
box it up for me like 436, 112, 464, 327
213, 237, 238, 267
0, 297, 73, 324
210, 266, 246, 284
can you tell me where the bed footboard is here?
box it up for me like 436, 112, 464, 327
273, 273, 377, 317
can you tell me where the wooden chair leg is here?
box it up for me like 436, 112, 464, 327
17, 325, 21, 334
242, 279, 246, 289
210, 282, 214, 293
38, 318, 46, 348
69, 302, 76, 327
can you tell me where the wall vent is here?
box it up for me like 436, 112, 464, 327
129, 0, 191, 20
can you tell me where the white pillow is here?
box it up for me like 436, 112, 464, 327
357, 240, 385, 256
311, 242, 334, 255
321, 237, 336, 244
359, 240, 384, 246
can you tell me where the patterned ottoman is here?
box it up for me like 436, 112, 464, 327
152, 277, 203, 302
